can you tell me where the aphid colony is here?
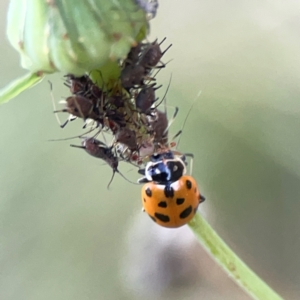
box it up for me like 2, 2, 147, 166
54, 38, 171, 164
53, 38, 205, 228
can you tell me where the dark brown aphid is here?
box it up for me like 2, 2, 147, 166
54, 95, 102, 128
135, 84, 161, 114
64, 74, 105, 103
120, 64, 148, 90
79, 138, 118, 167
139, 38, 172, 69
105, 109, 127, 128
51, 78, 108, 128
90, 84, 105, 102
115, 127, 138, 151
107, 94, 125, 108
71, 137, 137, 188
50, 81, 96, 128
64, 74, 92, 95
124, 43, 144, 66
54, 93, 127, 130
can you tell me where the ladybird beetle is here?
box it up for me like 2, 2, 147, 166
141, 175, 205, 228
138, 150, 205, 228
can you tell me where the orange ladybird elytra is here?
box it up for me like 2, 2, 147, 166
141, 175, 205, 228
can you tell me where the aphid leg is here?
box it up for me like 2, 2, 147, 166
169, 130, 182, 146
70, 115, 77, 122
82, 118, 93, 129
48, 126, 98, 142
106, 171, 116, 190
100, 128, 108, 145
116, 170, 140, 186
60, 119, 69, 129
176, 90, 202, 148
107, 165, 140, 189
162, 106, 179, 138
147, 65, 163, 81
70, 144, 85, 149
153, 74, 172, 110
48, 80, 66, 128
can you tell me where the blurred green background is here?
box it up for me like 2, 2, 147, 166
1, 0, 300, 299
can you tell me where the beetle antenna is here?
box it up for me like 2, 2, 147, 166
153, 73, 172, 111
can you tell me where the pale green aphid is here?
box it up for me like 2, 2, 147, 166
0, 0, 148, 104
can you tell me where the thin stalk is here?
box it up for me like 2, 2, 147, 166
188, 213, 283, 300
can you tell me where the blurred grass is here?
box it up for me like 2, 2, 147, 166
1, 0, 300, 299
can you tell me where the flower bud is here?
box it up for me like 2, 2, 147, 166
7, 0, 149, 75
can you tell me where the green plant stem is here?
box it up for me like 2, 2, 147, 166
188, 213, 283, 300
0, 72, 44, 104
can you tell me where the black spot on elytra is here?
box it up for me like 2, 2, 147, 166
180, 205, 192, 219
164, 185, 174, 198
158, 201, 167, 208
149, 215, 157, 222
176, 198, 185, 205
194, 187, 197, 193
186, 179, 192, 190
145, 187, 152, 197
143, 198, 146, 202
154, 212, 170, 223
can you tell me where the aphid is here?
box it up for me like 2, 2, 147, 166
107, 94, 125, 108
50, 80, 102, 128
139, 38, 172, 70
53, 95, 103, 128
51, 81, 128, 130
151, 89, 202, 153
114, 127, 138, 151
143, 74, 175, 146
124, 43, 144, 66
64, 74, 92, 95
135, 83, 161, 114
113, 76, 172, 165
71, 137, 137, 188
120, 64, 147, 90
